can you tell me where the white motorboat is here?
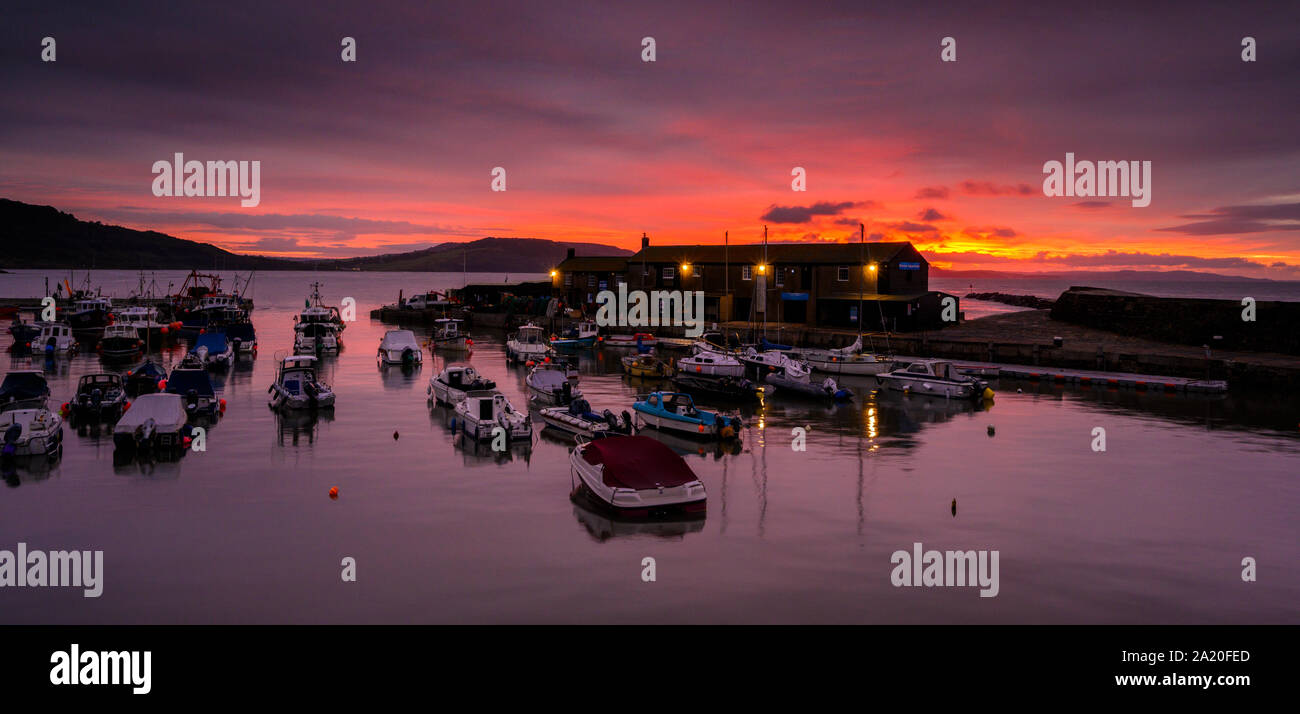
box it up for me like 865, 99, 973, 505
506, 323, 549, 363
0, 371, 50, 411
35, 323, 77, 356
427, 364, 496, 405
739, 347, 804, 377
569, 434, 707, 516
97, 323, 144, 360
526, 364, 583, 405
116, 305, 168, 341
377, 329, 423, 366
429, 318, 471, 351
676, 351, 745, 378
453, 390, 532, 442
268, 355, 336, 410
189, 330, 234, 369
112, 393, 189, 453
875, 359, 995, 400
793, 336, 893, 376
766, 361, 853, 400
0, 407, 64, 458
294, 322, 340, 353
538, 398, 635, 438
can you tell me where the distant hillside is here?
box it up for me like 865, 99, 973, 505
0, 199, 631, 272
332, 237, 631, 272
931, 265, 1281, 283
0, 199, 297, 270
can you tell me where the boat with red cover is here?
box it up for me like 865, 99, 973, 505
569, 434, 706, 517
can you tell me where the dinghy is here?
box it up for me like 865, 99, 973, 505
538, 398, 635, 438
268, 355, 335, 410
427, 364, 496, 405
453, 390, 532, 442
876, 359, 994, 400
632, 391, 743, 440
569, 434, 707, 517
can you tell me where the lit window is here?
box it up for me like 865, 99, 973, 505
742, 265, 752, 280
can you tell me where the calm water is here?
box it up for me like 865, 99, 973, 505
0, 270, 1296, 624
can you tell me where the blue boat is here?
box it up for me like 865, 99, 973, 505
549, 321, 598, 350
165, 366, 222, 418
632, 391, 742, 440
189, 330, 233, 370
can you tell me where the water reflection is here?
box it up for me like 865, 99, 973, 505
570, 499, 706, 542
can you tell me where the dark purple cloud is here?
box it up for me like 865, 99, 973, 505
1158, 202, 1300, 235
918, 208, 947, 221
761, 201, 870, 224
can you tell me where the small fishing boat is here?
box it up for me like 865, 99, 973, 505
549, 321, 598, 350
427, 364, 496, 405
620, 353, 672, 378
671, 373, 764, 403
632, 391, 743, 440
676, 351, 745, 378
453, 390, 532, 442
0, 371, 50, 411
603, 332, 656, 349
268, 355, 335, 410
113, 393, 189, 454
766, 361, 853, 401
97, 323, 144, 361
116, 305, 168, 342
569, 434, 707, 516
876, 359, 994, 400
526, 364, 582, 405
35, 323, 77, 356
538, 398, 635, 438
377, 329, 423, 366
189, 330, 233, 369
69, 373, 128, 421
0, 408, 64, 458
506, 323, 549, 363
225, 322, 257, 355
165, 365, 222, 418
67, 297, 113, 331
429, 318, 471, 351
125, 360, 168, 396
294, 321, 339, 354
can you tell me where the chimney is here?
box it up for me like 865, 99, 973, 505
566, 248, 575, 259
641, 232, 650, 250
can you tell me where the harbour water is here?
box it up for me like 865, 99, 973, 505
0, 270, 1296, 624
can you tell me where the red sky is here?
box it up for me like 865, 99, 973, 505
2, 1, 1298, 277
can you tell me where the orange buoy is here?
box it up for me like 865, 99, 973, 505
158, 379, 167, 390
329, 487, 339, 499
160, 326, 169, 335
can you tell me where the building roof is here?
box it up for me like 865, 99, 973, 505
627, 242, 915, 265
556, 256, 631, 272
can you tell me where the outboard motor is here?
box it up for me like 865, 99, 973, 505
402, 347, 415, 365
621, 410, 635, 433
91, 387, 103, 408
232, 338, 242, 354
561, 380, 572, 404
602, 409, 620, 431
2, 423, 22, 459
186, 388, 199, 413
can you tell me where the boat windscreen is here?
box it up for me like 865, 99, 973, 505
0, 373, 49, 399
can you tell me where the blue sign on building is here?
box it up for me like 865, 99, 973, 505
899, 261, 921, 271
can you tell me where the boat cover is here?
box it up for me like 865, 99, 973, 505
115, 394, 187, 433
581, 435, 698, 490
529, 369, 567, 391
380, 331, 420, 350
193, 332, 230, 354
0, 372, 50, 402
130, 361, 167, 380
165, 369, 215, 397
226, 323, 256, 341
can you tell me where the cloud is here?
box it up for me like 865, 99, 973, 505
960, 181, 1036, 197
1156, 202, 1300, 236
1072, 201, 1112, 209
914, 187, 949, 200
926, 249, 1297, 273
890, 221, 938, 233
917, 208, 947, 221
760, 200, 872, 224
963, 226, 1018, 238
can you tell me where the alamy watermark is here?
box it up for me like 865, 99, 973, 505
151, 152, 261, 207
1043, 152, 1151, 207
891, 542, 999, 597
0, 543, 103, 597
595, 285, 705, 337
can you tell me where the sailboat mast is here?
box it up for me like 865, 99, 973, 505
858, 223, 864, 338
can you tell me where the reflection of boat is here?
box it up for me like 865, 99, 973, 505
633, 391, 743, 440
0, 408, 64, 458
570, 499, 705, 541
268, 355, 335, 410
526, 364, 582, 405
876, 359, 993, 400
636, 426, 743, 458
766, 361, 853, 401
70, 373, 127, 421
549, 321, 598, 349
604, 332, 656, 349
620, 353, 671, 378
671, 373, 763, 403
677, 351, 744, 378
453, 391, 532, 442
570, 435, 707, 517
0, 371, 50, 411
429, 318, 471, 351
97, 323, 144, 361
125, 360, 167, 396
189, 331, 233, 369
377, 330, 422, 366
113, 393, 189, 455
165, 366, 222, 418
538, 398, 634, 438
506, 323, 549, 363
427, 364, 495, 405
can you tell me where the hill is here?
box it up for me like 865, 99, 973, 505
331, 237, 631, 272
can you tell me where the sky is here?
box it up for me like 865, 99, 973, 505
2, 0, 1298, 277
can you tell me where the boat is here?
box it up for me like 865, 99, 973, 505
225, 322, 258, 355
875, 359, 995, 400
35, 323, 77, 355
189, 330, 233, 369
294, 321, 340, 354
377, 329, 423, 366
670, 373, 764, 402
452, 390, 532, 442
0, 408, 64, 458
505, 323, 549, 363
0, 371, 50, 411
427, 364, 496, 405
738, 347, 803, 377
620, 353, 672, 378
428, 318, 471, 351
603, 332, 656, 349
765, 361, 853, 400
268, 355, 335, 410
165, 365, 222, 418
653, 337, 696, 352
549, 321, 598, 350
125, 360, 168, 396
69, 373, 128, 421
569, 434, 707, 517
8, 319, 44, 349
538, 398, 635, 438
632, 391, 743, 440
67, 297, 112, 331
171, 271, 252, 331
795, 336, 893, 376
676, 350, 745, 378
112, 393, 189, 454
693, 331, 743, 355
526, 364, 582, 405
115, 305, 169, 342
97, 323, 144, 361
